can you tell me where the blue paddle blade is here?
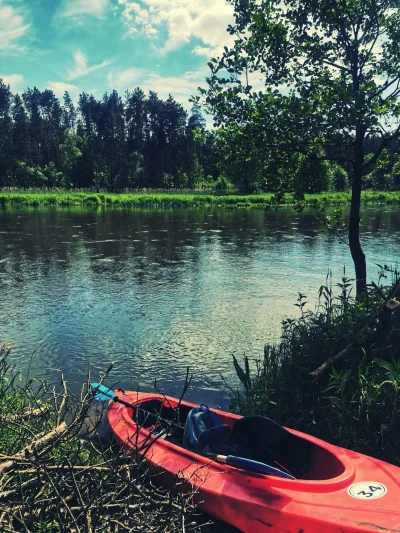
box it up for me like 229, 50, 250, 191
91, 382, 116, 402
226, 455, 295, 479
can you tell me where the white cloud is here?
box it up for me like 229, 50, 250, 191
192, 45, 214, 57
108, 67, 141, 88
108, 65, 208, 109
119, 1, 158, 37
0, 2, 30, 51
67, 50, 112, 80
118, 0, 235, 55
47, 81, 80, 99
141, 69, 207, 103
0, 73, 24, 91
60, 0, 108, 18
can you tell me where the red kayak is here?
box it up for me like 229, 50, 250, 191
105, 391, 400, 533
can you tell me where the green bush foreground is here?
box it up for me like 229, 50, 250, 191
230, 269, 400, 466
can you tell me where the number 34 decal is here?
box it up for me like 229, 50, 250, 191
348, 482, 387, 500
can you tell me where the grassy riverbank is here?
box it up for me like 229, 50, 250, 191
229, 272, 400, 466
1, 190, 400, 208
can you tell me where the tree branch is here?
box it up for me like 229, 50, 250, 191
362, 127, 400, 172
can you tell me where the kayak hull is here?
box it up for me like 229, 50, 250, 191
106, 391, 400, 533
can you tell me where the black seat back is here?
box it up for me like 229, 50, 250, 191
232, 415, 290, 445
231, 415, 314, 478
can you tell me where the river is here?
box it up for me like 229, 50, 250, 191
0, 206, 399, 407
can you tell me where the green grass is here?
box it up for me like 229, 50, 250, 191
1, 190, 400, 208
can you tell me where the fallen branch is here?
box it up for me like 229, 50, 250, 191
0, 422, 68, 475
0, 455, 29, 462
0, 480, 41, 501
1, 407, 50, 423
310, 282, 400, 379
14, 465, 111, 474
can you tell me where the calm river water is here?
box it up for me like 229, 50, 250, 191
0, 206, 399, 407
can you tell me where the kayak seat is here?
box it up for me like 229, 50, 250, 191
231, 415, 290, 446
229, 415, 314, 478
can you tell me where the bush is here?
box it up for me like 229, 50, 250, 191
13, 162, 47, 187
330, 163, 349, 191
212, 176, 235, 193
229, 270, 400, 465
43, 163, 67, 188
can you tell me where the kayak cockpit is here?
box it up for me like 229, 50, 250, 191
128, 398, 346, 481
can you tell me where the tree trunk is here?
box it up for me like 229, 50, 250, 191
349, 126, 367, 295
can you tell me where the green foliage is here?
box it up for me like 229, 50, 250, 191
212, 176, 235, 193
201, 0, 400, 289
293, 152, 333, 199
125, 151, 144, 188
204, 0, 400, 163
1, 190, 400, 208
42, 163, 67, 188
329, 163, 349, 192
13, 162, 47, 187
0, 82, 217, 191
366, 148, 400, 191
230, 273, 400, 464
59, 132, 83, 181
232, 355, 252, 393
93, 170, 110, 192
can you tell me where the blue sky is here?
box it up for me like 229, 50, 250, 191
0, 0, 235, 110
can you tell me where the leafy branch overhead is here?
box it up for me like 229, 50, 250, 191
204, 0, 400, 157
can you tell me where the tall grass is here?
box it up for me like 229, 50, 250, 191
1, 190, 400, 208
230, 269, 400, 465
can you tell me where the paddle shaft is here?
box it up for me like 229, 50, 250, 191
205, 453, 295, 479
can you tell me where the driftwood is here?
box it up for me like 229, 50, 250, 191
310, 284, 400, 380
14, 465, 111, 474
0, 354, 201, 533
0, 480, 40, 501
1, 407, 50, 423
0, 422, 67, 475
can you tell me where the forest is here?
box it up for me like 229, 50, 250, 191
1, 79, 400, 194
0, 83, 218, 191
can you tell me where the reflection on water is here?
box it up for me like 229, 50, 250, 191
0, 206, 399, 407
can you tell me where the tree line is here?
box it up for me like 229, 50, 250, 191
0, 82, 218, 191
1, 78, 399, 195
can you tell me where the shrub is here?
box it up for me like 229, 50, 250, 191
212, 176, 235, 193
229, 270, 400, 464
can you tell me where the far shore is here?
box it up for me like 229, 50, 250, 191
1, 189, 400, 208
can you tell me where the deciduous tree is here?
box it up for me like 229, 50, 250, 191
202, 0, 400, 293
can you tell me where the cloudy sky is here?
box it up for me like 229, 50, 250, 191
0, 0, 235, 108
